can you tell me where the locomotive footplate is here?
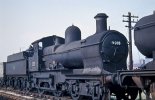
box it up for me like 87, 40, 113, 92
116, 70, 155, 99
116, 70, 155, 86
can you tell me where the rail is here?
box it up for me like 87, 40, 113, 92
0, 88, 72, 100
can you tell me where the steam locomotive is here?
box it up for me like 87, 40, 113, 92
0, 12, 155, 100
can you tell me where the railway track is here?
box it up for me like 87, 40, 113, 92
0, 88, 72, 100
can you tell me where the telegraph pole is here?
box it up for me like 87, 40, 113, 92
123, 12, 138, 70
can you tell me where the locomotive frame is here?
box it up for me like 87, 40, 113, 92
0, 12, 155, 100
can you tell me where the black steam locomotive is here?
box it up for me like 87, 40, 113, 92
1, 12, 155, 100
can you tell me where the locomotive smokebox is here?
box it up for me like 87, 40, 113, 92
94, 13, 108, 33
134, 12, 155, 58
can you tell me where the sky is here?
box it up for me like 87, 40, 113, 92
0, 0, 155, 64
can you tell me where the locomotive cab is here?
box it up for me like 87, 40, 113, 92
28, 36, 65, 71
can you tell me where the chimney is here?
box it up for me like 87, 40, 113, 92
94, 13, 108, 33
